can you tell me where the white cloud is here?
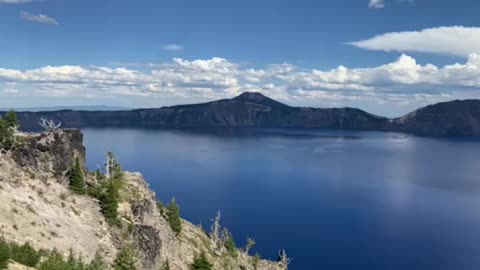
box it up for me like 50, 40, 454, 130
349, 26, 480, 57
0, 0, 32, 4
2, 89, 20, 94
1, 54, 480, 114
163, 44, 184, 51
369, 0, 385, 9
20, 11, 58, 25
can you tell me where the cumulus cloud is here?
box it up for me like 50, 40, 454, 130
163, 44, 184, 51
20, 11, 58, 25
349, 26, 480, 57
369, 0, 385, 8
1, 54, 480, 113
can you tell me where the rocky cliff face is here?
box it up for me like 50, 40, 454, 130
0, 130, 117, 264
0, 130, 284, 270
11, 129, 85, 177
387, 99, 480, 137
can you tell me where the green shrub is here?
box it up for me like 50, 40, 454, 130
96, 153, 125, 226
113, 245, 137, 270
0, 238, 11, 270
4, 111, 18, 129
86, 253, 107, 270
86, 170, 105, 199
0, 239, 102, 270
190, 251, 212, 270
223, 229, 237, 257
166, 197, 182, 236
0, 120, 14, 150
253, 253, 261, 270
39, 249, 68, 270
10, 242, 41, 267
66, 249, 87, 270
0, 111, 19, 151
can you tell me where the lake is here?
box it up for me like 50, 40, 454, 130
82, 127, 480, 270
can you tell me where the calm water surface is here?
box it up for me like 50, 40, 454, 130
82, 128, 480, 270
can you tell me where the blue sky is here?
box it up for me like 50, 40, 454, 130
1, 0, 480, 116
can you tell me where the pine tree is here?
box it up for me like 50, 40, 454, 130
4, 111, 18, 129
66, 249, 86, 270
0, 119, 15, 150
39, 249, 68, 270
190, 252, 212, 270
0, 238, 11, 270
166, 197, 182, 236
253, 253, 261, 270
223, 229, 237, 257
69, 157, 86, 195
98, 152, 123, 226
100, 180, 120, 225
86, 253, 107, 270
10, 242, 41, 267
113, 245, 137, 270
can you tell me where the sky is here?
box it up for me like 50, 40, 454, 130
1, 0, 480, 116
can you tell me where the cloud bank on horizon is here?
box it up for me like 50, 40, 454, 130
1, 50, 480, 114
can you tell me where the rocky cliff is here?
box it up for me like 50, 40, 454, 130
387, 99, 480, 137
0, 129, 284, 270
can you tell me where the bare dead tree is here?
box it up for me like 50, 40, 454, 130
105, 152, 117, 179
39, 117, 62, 132
244, 237, 256, 255
210, 210, 222, 248
278, 250, 291, 269
8, 124, 19, 134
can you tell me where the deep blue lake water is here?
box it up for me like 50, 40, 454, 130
82, 127, 480, 270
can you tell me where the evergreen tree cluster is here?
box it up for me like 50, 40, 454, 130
113, 245, 137, 270
190, 252, 213, 270
0, 238, 106, 270
38, 249, 106, 270
0, 239, 41, 269
0, 111, 19, 150
86, 152, 124, 226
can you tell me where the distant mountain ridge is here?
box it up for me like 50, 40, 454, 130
3, 92, 480, 137
0, 105, 131, 112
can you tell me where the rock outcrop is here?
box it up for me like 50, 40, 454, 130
387, 99, 480, 137
0, 130, 284, 269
